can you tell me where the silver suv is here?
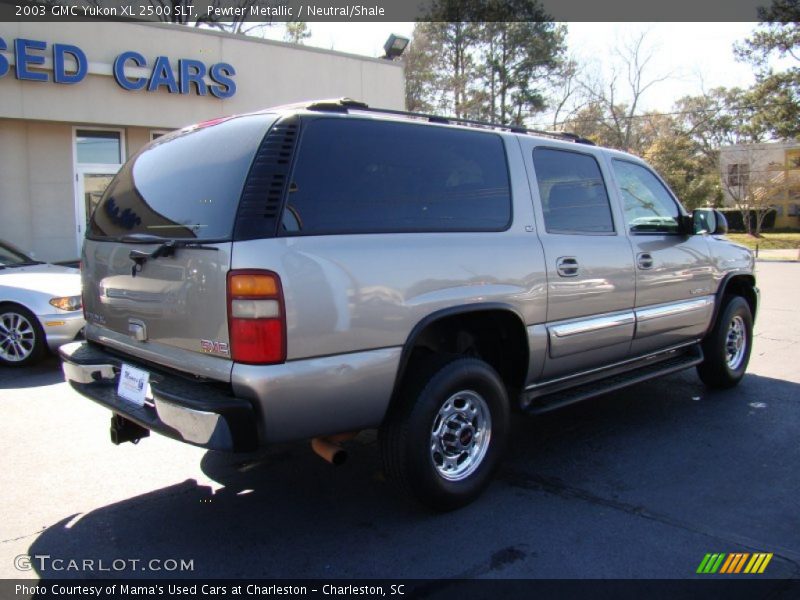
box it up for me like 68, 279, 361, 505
61, 99, 758, 511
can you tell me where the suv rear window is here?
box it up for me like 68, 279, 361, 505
282, 118, 512, 235
88, 114, 276, 241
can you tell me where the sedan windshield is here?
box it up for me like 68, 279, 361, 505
0, 241, 40, 268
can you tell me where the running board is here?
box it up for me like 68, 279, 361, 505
522, 345, 703, 415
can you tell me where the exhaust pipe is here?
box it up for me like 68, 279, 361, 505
310, 432, 357, 466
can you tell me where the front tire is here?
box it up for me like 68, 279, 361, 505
697, 295, 753, 389
380, 356, 510, 511
0, 304, 46, 367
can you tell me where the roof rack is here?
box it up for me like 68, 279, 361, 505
305, 98, 595, 146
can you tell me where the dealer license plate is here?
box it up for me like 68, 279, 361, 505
117, 363, 150, 407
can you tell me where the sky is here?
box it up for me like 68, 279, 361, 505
258, 21, 762, 116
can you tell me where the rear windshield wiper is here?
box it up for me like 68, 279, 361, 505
125, 237, 224, 276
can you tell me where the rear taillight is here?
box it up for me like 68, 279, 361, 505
227, 270, 286, 364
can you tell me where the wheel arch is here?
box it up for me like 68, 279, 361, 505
387, 303, 530, 418
714, 273, 758, 325
0, 300, 37, 312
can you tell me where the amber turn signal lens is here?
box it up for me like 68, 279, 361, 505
229, 274, 278, 297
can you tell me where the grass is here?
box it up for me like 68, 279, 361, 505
725, 232, 800, 251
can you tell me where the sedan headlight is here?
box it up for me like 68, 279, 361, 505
49, 295, 82, 312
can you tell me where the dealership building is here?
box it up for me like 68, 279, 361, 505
0, 21, 404, 261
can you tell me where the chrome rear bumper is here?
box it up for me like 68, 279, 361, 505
59, 341, 258, 452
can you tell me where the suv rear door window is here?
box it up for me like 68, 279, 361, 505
283, 118, 511, 235
532, 148, 615, 234
612, 159, 681, 234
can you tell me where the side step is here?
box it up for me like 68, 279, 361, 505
522, 346, 704, 415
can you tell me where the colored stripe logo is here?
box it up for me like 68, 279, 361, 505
697, 552, 773, 574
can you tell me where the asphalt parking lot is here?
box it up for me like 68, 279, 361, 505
0, 262, 798, 583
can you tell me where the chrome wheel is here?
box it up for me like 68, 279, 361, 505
725, 315, 747, 370
430, 390, 492, 482
0, 311, 37, 363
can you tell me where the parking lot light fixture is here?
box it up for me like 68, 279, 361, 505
383, 34, 410, 60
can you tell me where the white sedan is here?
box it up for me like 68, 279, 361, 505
0, 240, 85, 367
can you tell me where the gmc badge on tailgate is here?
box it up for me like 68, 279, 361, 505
201, 339, 229, 356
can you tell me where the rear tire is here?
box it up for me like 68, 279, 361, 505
379, 356, 509, 512
697, 295, 753, 389
0, 304, 46, 367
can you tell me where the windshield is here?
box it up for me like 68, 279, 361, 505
0, 241, 37, 268
88, 114, 276, 241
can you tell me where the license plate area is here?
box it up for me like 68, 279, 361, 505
117, 363, 151, 407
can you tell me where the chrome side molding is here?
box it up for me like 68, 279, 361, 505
550, 312, 636, 338
636, 297, 714, 322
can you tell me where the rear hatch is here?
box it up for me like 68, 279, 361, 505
81, 113, 277, 382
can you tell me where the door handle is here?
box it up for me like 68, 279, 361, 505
637, 252, 654, 270
556, 256, 579, 277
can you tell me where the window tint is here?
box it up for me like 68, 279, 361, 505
284, 119, 511, 235
88, 114, 275, 240
612, 160, 680, 233
532, 148, 614, 234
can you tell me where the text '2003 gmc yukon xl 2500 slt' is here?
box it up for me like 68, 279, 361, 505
61, 98, 758, 511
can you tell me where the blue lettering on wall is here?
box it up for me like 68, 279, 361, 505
209, 63, 236, 99
0, 37, 236, 98
178, 59, 207, 96
53, 44, 87, 84
14, 38, 48, 82
0, 37, 8, 78
148, 56, 179, 94
113, 51, 147, 91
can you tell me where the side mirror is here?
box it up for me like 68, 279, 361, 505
692, 209, 728, 235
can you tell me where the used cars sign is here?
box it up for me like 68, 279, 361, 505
0, 36, 236, 98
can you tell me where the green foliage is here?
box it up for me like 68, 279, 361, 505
642, 116, 723, 209
404, 1, 565, 123
284, 22, 311, 45
473, 21, 567, 125
404, 30, 440, 113
734, 1, 799, 139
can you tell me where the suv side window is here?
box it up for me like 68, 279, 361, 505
612, 159, 681, 234
283, 119, 511, 235
532, 148, 615, 234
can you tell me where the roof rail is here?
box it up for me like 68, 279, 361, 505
305, 98, 595, 145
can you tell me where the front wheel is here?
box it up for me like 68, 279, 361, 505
697, 296, 753, 389
379, 356, 510, 511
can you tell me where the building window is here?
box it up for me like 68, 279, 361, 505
727, 163, 750, 187
787, 150, 800, 170
150, 130, 171, 141
75, 130, 122, 164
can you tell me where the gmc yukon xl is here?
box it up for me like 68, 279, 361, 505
61, 99, 758, 511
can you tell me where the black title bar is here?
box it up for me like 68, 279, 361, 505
0, 0, 794, 23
